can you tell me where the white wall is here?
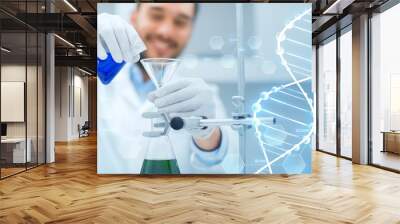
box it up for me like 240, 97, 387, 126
55, 67, 89, 141
55, 66, 68, 141
71, 73, 89, 138
1, 65, 26, 132
1, 65, 39, 137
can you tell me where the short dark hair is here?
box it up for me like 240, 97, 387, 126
135, 2, 199, 20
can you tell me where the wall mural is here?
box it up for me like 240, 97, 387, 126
97, 3, 313, 174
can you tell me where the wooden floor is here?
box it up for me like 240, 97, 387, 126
1, 167, 26, 178
372, 150, 400, 171
1, 135, 400, 223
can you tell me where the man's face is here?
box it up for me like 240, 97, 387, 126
132, 3, 195, 58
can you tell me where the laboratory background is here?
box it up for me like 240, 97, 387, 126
98, 3, 313, 174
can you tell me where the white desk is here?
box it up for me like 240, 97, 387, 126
1, 138, 31, 163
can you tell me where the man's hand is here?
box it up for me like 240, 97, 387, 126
97, 13, 146, 63
148, 78, 221, 151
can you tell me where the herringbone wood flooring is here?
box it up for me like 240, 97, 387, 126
1, 135, 400, 224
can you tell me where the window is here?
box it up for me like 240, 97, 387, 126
370, 3, 400, 171
317, 36, 337, 155
0, 1, 47, 179
339, 28, 352, 158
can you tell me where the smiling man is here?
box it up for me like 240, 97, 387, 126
97, 3, 239, 174
132, 3, 197, 58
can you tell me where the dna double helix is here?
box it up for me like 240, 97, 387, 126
252, 8, 314, 174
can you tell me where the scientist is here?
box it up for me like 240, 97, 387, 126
97, 3, 240, 174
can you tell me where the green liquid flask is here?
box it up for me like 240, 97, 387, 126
140, 133, 180, 174
141, 159, 180, 174
140, 58, 181, 174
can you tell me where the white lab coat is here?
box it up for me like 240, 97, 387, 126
97, 63, 242, 174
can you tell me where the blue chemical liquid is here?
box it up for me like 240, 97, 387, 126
97, 53, 126, 85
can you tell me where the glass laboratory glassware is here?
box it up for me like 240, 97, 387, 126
140, 58, 181, 174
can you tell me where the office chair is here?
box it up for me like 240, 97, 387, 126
79, 121, 90, 138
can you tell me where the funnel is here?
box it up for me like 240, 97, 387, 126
139, 58, 181, 174
140, 58, 180, 88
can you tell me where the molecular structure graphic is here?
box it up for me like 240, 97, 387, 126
252, 8, 314, 174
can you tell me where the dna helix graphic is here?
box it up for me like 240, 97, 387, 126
252, 8, 314, 174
